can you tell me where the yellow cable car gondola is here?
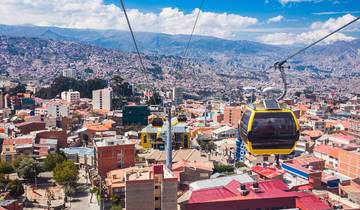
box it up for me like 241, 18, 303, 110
240, 99, 300, 155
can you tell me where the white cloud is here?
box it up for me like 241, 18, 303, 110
279, 0, 322, 5
0, 0, 258, 39
259, 14, 358, 45
267, 15, 284, 23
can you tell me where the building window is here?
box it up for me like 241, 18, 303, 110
263, 156, 268, 161
155, 197, 159, 201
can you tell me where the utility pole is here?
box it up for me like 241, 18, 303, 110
165, 103, 172, 171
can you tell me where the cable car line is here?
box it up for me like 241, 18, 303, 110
119, 0, 149, 85
272, 16, 360, 100
177, 0, 205, 77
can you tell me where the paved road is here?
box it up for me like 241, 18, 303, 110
68, 169, 100, 210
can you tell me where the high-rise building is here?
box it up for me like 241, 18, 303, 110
46, 100, 70, 118
349, 111, 360, 138
172, 87, 183, 105
62, 68, 76, 78
105, 165, 177, 210
223, 106, 243, 127
92, 87, 112, 111
61, 89, 80, 104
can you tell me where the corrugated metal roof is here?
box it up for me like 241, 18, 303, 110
190, 173, 254, 191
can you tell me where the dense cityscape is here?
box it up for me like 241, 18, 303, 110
0, 0, 360, 210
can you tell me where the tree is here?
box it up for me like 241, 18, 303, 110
0, 161, 14, 176
8, 84, 26, 96
43, 153, 66, 171
16, 157, 42, 180
53, 160, 79, 186
214, 163, 235, 173
13, 155, 28, 169
111, 205, 123, 210
89, 187, 99, 203
7, 179, 24, 197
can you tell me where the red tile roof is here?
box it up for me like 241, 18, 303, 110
3, 138, 33, 145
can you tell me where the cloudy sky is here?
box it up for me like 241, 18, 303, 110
0, 0, 359, 45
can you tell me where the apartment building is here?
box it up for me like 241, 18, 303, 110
92, 87, 112, 111
105, 165, 177, 210
61, 89, 80, 104
223, 106, 243, 127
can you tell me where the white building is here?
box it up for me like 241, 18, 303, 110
172, 87, 183, 105
92, 87, 112, 111
61, 89, 80, 104
62, 69, 76, 78
46, 100, 70, 118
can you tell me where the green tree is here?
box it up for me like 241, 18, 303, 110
214, 163, 234, 173
89, 187, 99, 203
7, 179, 24, 197
53, 160, 79, 186
13, 155, 29, 169
16, 157, 42, 180
0, 161, 14, 175
8, 84, 26, 96
43, 153, 66, 171
111, 205, 123, 210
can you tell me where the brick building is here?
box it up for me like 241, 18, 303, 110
15, 121, 45, 135
105, 165, 177, 210
94, 131, 135, 177
338, 149, 360, 178
349, 111, 360, 138
223, 106, 243, 127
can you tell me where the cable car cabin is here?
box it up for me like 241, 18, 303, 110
240, 99, 300, 155
177, 114, 187, 123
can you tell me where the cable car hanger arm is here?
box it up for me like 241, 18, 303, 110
273, 16, 360, 100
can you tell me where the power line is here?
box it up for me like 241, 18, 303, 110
119, 0, 149, 85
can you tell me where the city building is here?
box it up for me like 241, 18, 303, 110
140, 118, 190, 150
349, 110, 360, 138
92, 87, 112, 111
172, 87, 183, 105
1, 136, 33, 162
94, 131, 135, 177
172, 159, 214, 185
105, 165, 177, 210
62, 68, 76, 78
181, 178, 329, 210
46, 100, 70, 118
14, 121, 45, 135
338, 149, 360, 178
122, 105, 150, 126
313, 144, 340, 169
223, 106, 242, 127
61, 89, 80, 104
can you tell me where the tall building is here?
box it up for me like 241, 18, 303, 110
349, 111, 360, 138
0, 90, 4, 109
61, 89, 80, 104
172, 87, 183, 105
46, 100, 70, 118
94, 131, 135, 177
62, 68, 76, 78
92, 87, 112, 111
105, 165, 177, 210
223, 106, 243, 127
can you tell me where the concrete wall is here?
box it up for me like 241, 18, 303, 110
161, 179, 178, 210
126, 180, 155, 210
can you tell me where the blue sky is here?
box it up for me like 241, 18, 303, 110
0, 0, 359, 45
104, 0, 360, 24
